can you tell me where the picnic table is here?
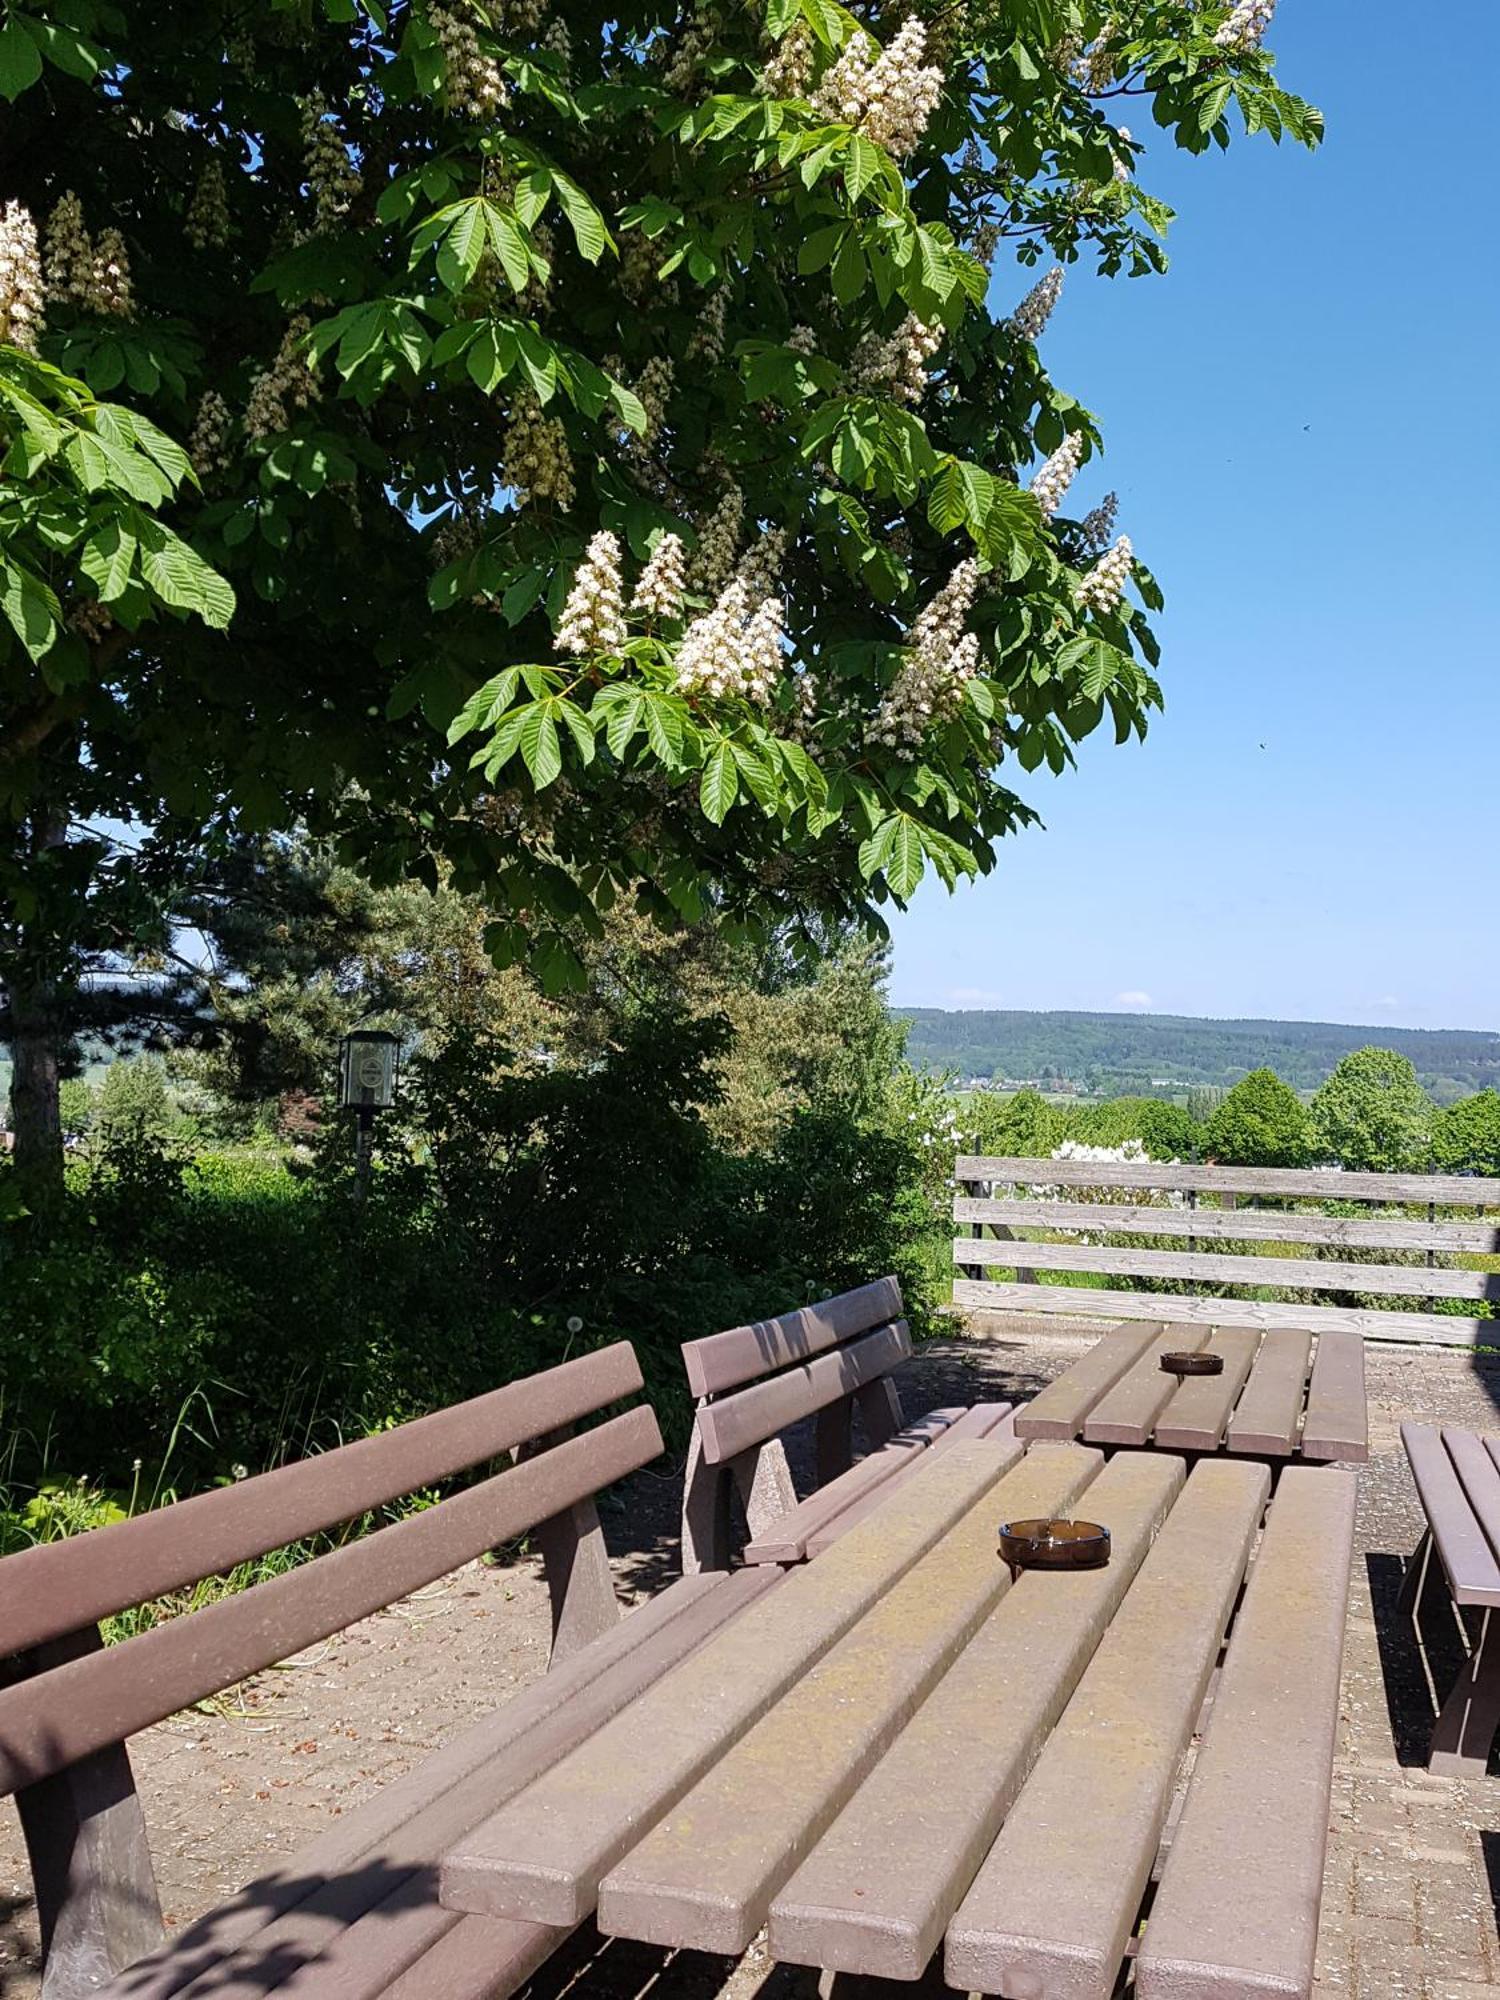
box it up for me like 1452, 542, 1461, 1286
439, 1429, 1357, 1999
1015, 1321, 1369, 1463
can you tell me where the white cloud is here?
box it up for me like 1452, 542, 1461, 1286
1114, 990, 1154, 1010
947, 986, 1006, 1006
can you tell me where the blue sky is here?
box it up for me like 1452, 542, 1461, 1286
887, 3, 1500, 1031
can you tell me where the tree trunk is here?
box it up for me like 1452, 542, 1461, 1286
6, 813, 68, 1213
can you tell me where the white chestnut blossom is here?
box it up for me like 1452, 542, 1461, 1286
631, 532, 686, 618
848, 314, 942, 406
759, 21, 813, 98
245, 317, 320, 439
813, 18, 943, 160
555, 531, 627, 655
1007, 266, 1063, 342
1213, 0, 1276, 52
301, 96, 363, 232
189, 390, 236, 479
1029, 432, 1084, 517
1076, 491, 1118, 558
734, 527, 787, 600
786, 323, 817, 356
675, 579, 785, 705
1075, 533, 1134, 615
628, 354, 674, 450
870, 559, 983, 754
430, 4, 508, 118
185, 158, 232, 249
0, 201, 44, 352
43, 192, 93, 305
540, 15, 570, 72
688, 486, 744, 594
501, 391, 575, 508
663, 5, 715, 91
686, 286, 728, 364
1113, 128, 1134, 182
90, 228, 134, 319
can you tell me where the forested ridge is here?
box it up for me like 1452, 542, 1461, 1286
901, 1008, 1500, 1100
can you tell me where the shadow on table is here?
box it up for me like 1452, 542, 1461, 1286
1365, 1550, 1488, 1771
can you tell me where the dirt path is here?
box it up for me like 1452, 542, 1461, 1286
3, 1329, 1498, 1999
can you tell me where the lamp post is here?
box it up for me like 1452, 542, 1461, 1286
338, 1029, 400, 1200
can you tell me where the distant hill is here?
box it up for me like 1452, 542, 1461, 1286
897, 1008, 1500, 1103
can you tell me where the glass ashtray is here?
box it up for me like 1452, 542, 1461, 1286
998, 1517, 1111, 1579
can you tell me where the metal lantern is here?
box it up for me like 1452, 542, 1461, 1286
338, 1029, 401, 1111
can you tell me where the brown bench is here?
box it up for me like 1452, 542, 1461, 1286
1400, 1420, 1500, 1772
678, 1276, 1013, 1570
0, 1346, 779, 2000
954, 1154, 1500, 1348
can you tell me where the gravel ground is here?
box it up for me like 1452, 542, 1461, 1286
3, 1325, 1498, 2000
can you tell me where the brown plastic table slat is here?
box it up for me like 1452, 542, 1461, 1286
801, 1404, 1015, 1560
1402, 1423, 1500, 1607
1447, 1429, 1500, 1566
945, 1458, 1271, 2000
1012, 1323, 1162, 1440
0, 1407, 663, 1800
769, 1450, 1186, 1981
741, 1409, 964, 1564
695, 1320, 912, 1465
440, 1438, 1020, 1927
134, 1570, 777, 2000
1153, 1329, 1261, 1452
1300, 1331, 1370, 1463
597, 1445, 1103, 1955
1225, 1328, 1312, 1457
1135, 1464, 1357, 2000
1082, 1326, 1210, 1447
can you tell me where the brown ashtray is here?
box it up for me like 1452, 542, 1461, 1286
1161, 1351, 1224, 1377
999, 1518, 1111, 1580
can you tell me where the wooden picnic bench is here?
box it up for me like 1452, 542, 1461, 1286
441, 1429, 1357, 2000
1017, 1320, 1369, 1462
1401, 1420, 1500, 1773
954, 1154, 1500, 1349
0, 1345, 781, 2000
677, 1275, 1014, 1570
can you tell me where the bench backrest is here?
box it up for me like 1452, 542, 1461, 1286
679, 1279, 911, 1570
0, 1341, 659, 1795
954, 1155, 1500, 1349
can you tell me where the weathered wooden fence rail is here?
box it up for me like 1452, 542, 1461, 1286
953, 1155, 1500, 1349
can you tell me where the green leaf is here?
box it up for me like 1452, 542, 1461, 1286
885, 817, 924, 898
485, 208, 533, 293
555, 697, 596, 764
641, 691, 685, 766
843, 134, 881, 202
437, 201, 489, 291
78, 518, 136, 602
0, 19, 43, 99
519, 701, 562, 787
553, 171, 608, 263
0, 558, 60, 661
136, 520, 236, 629
700, 741, 738, 822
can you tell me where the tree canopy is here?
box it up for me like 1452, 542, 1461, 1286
1, 0, 1319, 1191
1204, 1065, 1308, 1166
1308, 1047, 1433, 1175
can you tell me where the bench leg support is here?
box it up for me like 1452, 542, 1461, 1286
732, 1440, 797, 1544
681, 1421, 733, 1573
1397, 1529, 1433, 1619
10, 1630, 163, 2000
1430, 1605, 1500, 1777
854, 1376, 904, 1450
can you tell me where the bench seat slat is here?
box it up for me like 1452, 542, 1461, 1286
740, 1410, 964, 1564
1402, 1423, 1500, 1607
695, 1320, 912, 1466
0, 1408, 663, 1800
1225, 1328, 1311, 1457
1012, 1324, 1162, 1441
1301, 1331, 1370, 1462
439, 1439, 1020, 1929
1082, 1327, 1210, 1447
1136, 1465, 1357, 2000
682, 1279, 904, 1398
945, 1459, 1270, 2000
769, 1451, 1185, 1981
0, 1345, 645, 1661
378, 1913, 564, 2000
106, 1570, 775, 2000
801, 1404, 1014, 1561
597, 1446, 1102, 1957
1154, 1329, 1261, 1451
